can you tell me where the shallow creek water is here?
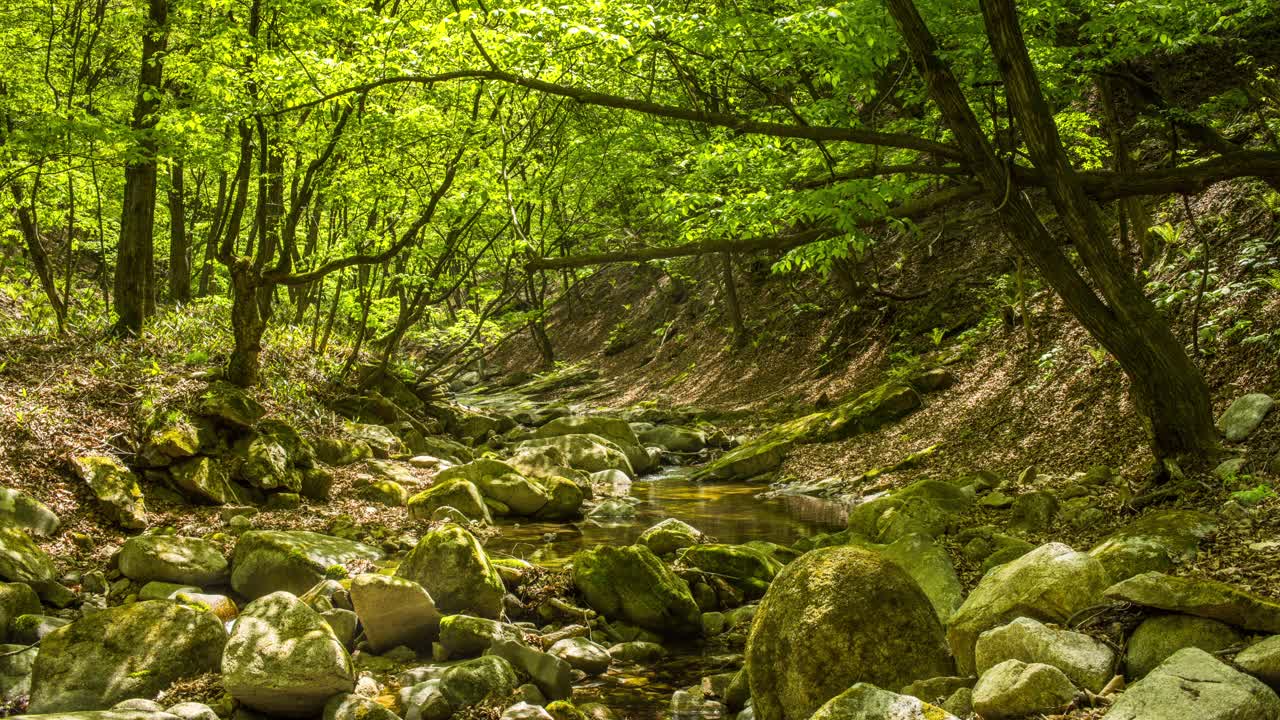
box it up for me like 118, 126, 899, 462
485, 466, 850, 719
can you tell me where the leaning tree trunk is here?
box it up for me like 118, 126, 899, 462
886, 0, 1219, 464
112, 0, 168, 335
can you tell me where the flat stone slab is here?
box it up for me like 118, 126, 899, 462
1104, 571, 1280, 633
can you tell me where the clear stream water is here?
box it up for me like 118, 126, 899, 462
484, 465, 850, 719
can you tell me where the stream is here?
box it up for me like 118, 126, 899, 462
487, 465, 850, 719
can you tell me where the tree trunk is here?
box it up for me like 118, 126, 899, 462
198, 170, 229, 297
112, 0, 168, 335
167, 161, 190, 302
721, 252, 747, 348
226, 260, 266, 386
10, 183, 67, 329
886, 0, 1219, 464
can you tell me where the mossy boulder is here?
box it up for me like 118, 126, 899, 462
230, 530, 383, 599
439, 655, 519, 709
848, 532, 963, 624
1124, 614, 1242, 679
118, 535, 229, 586
236, 434, 299, 492
639, 518, 705, 556
809, 683, 959, 720
71, 455, 146, 530
396, 523, 505, 619
407, 478, 493, 525
1089, 510, 1218, 582
535, 476, 585, 520
140, 409, 202, 467
169, 456, 252, 505
437, 459, 549, 516
0, 641, 36, 702
222, 591, 355, 717
342, 422, 405, 458
0, 487, 60, 537
314, 437, 373, 467
198, 381, 266, 428
745, 545, 954, 720
695, 383, 921, 482
535, 416, 652, 473
0, 526, 56, 583
518, 434, 634, 476
438, 614, 524, 657
572, 545, 700, 636
678, 544, 781, 598
948, 543, 1110, 675
0, 582, 42, 643
28, 600, 226, 713
634, 424, 708, 453
358, 479, 408, 506
1104, 571, 1280, 634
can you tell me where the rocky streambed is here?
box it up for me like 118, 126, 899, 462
0, 372, 1278, 720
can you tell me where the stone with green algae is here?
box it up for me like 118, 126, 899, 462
396, 523, 505, 619
572, 544, 700, 636
407, 478, 492, 525
71, 455, 147, 530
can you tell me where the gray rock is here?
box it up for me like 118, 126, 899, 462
947, 543, 1110, 675
230, 530, 382, 599
1125, 614, 1243, 679
1104, 647, 1280, 719
1105, 571, 1280, 633
222, 591, 356, 717
0, 643, 37, 702
27, 600, 225, 713
399, 679, 452, 720
439, 655, 519, 709
490, 638, 572, 700
0, 486, 60, 536
501, 702, 554, 720
548, 636, 611, 675
350, 573, 442, 652
323, 693, 401, 720
975, 616, 1115, 692
808, 683, 959, 720
118, 535, 229, 586
396, 524, 505, 619
113, 700, 167, 713
166, 702, 220, 720
321, 608, 359, 649
972, 659, 1077, 720
1217, 393, 1274, 442
1237, 635, 1280, 689
438, 615, 523, 657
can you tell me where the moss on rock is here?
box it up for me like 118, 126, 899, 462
572, 544, 700, 636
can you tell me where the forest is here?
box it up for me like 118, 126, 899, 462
0, 0, 1279, 718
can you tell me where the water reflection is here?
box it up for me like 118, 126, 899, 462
485, 467, 850, 567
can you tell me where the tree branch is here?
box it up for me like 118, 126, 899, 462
268, 69, 964, 160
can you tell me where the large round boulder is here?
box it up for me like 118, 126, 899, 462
222, 591, 355, 717
28, 600, 226, 713
396, 524, 505, 619
744, 545, 954, 720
